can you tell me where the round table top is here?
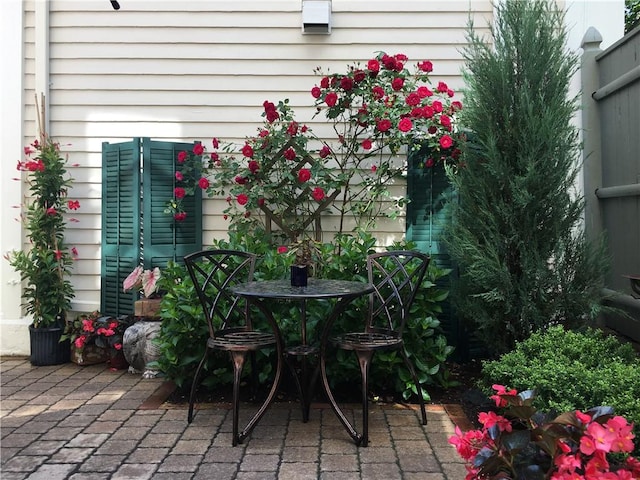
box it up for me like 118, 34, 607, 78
231, 278, 374, 300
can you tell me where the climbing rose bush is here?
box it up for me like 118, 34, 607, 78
449, 385, 640, 479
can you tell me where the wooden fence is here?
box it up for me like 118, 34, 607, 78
581, 25, 640, 341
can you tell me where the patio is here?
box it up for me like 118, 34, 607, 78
0, 357, 470, 480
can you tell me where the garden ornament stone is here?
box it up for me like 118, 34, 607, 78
123, 321, 162, 379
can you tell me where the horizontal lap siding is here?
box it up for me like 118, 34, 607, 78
27, 0, 491, 307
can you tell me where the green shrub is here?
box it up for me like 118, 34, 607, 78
155, 231, 454, 401
481, 325, 640, 450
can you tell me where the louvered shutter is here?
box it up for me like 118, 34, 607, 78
142, 138, 202, 269
101, 139, 141, 316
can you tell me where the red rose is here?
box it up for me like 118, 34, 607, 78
398, 118, 413, 132
367, 59, 380, 74
428, 126, 437, 134
198, 177, 210, 189
174, 212, 187, 222
174, 187, 186, 199
422, 105, 435, 118
175, 171, 184, 181
371, 86, 385, 100
381, 54, 396, 71
361, 139, 372, 150
277, 246, 288, 254
440, 115, 451, 128
340, 76, 354, 91
376, 119, 392, 133
312, 187, 325, 202
242, 144, 254, 158
371, 165, 377, 172
237, 194, 249, 206
391, 77, 405, 91
193, 143, 204, 156
283, 147, 296, 161
411, 107, 423, 118
258, 198, 265, 206
177, 151, 188, 163
417, 86, 433, 98
287, 121, 299, 136
406, 92, 421, 106
298, 168, 311, 183
418, 60, 433, 72
437, 81, 448, 93
248, 160, 260, 173
447, 89, 455, 98
319, 145, 331, 158
311, 86, 321, 98
353, 70, 365, 83
212, 137, 219, 149
320, 76, 330, 88
325, 92, 338, 107
432, 100, 443, 113
235, 176, 247, 184
452, 101, 463, 111
425, 158, 435, 168
439, 135, 453, 149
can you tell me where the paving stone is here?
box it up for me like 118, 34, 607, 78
94, 439, 139, 455
238, 453, 281, 471
320, 453, 359, 472
20, 440, 66, 456
361, 462, 402, 479
281, 445, 320, 462
69, 474, 110, 480
202, 445, 245, 463
125, 447, 170, 463
156, 454, 202, 472
78, 454, 127, 473
359, 446, 397, 463
235, 472, 277, 480
67, 433, 110, 448
48, 446, 95, 463
1, 454, 48, 472
278, 461, 319, 479
138, 432, 180, 448
397, 453, 442, 472
193, 462, 238, 479
111, 463, 158, 479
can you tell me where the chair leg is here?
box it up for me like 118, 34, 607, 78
188, 347, 210, 424
230, 350, 248, 446
355, 349, 374, 447
400, 348, 427, 425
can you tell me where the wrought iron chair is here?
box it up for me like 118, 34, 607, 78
184, 249, 282, 446
329, 250, 430, 446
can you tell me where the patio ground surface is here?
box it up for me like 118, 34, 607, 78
1, 357, 471, 479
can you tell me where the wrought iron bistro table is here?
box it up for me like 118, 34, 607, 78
231, 278, 374, 426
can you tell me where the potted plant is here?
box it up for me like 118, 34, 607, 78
123, 265, 163, 317
7, 95, 80, 365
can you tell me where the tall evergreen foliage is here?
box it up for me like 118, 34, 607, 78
446, 0, 608, 355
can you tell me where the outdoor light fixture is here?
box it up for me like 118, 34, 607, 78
302, 0, 331, 35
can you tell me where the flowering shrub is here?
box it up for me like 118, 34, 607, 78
123, 265, 162, 298
64, 311, 134, 351
6, 105, 80, 328
166, 52, 462, 246
449, 385, 640, 479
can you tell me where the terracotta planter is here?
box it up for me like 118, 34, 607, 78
70, 344, 110, 366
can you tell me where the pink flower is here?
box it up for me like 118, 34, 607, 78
298, 168, 311, 183
198, 177, 210, 189
46, 207, 57, 216
439, 135, 453, 149
478, 411, 512, 432
177, 151, 188, 163
582, 423, 616, 454
362, 139, 372, 150
174, 212, 187, 221
71, 247, 79, 257
325, 92, 338, 107
82, 319, 95, 332
237, 193, 249, 206
312, 187, 325, 202
74, 335, 87, 349
398, 118, 413, 132
371, 165, 377, 172
175, 171, 184, 181
193, 143, 204, 155
174, 187, 186, 199
277, 246, 288, 254
67, 200, 80, 210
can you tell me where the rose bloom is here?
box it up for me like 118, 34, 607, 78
353, 69, 366, 83
277, 246, 288, 254
437, 81, 448, 93
432, 100, 443, 113
287, 121, 299, 136
371, 86, 385, 100
242, 143, 254, 158
284, 147, 296, 161
417, 86, 433, 98
398, 118, 413, 132
71, 246, 79, 257
312, 187, 325, 201
175, 171, 184, 181
248, 160, 260, 174
376, 118, 392, 132
193, 143, 204, 155
298, 168, 311, 183
319, 145, 332, 158
425, 158, 435, 168
174, 212, 187, 221
237, 194, 249, 206
235, 175, 247, 185
212, 137, 219, 149
67, 200, 80, 210
440, 114, 452, 128
367, 59, 380, 74
406, 92, 421, 106
311, 86, 321, 98
325, 92, 338, 107
361, 139, 372, 150
439, 135, 453, 149
422, 105, 435, 118
391, 77, 405, 91
320, 76, 330, 88
174, 187, 186, 199
177, 151, 188, 163
451, 100, 463, 111
198, 177, 210, 189
371, 165, 377, 172
418, 60, 433, 72
340, 76, 354, 91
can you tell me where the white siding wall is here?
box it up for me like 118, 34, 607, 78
27, 0, 492, 313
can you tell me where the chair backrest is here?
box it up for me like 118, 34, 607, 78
366, 250, 430, 337
184, 249, 257, 337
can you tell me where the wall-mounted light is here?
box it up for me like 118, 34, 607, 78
302, 0, 331, 35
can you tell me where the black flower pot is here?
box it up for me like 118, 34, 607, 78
29, 324, 71, 366
290, 265, 308, 287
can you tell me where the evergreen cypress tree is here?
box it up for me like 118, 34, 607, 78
446, 0, 608, 355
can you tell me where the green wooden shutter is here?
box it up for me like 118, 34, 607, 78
142, 138, 202, 269
101, 139, 141, 316
101, 138, 203, 316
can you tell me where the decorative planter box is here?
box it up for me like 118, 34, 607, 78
134, 298, 162, 318
70, 344, 109, 366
